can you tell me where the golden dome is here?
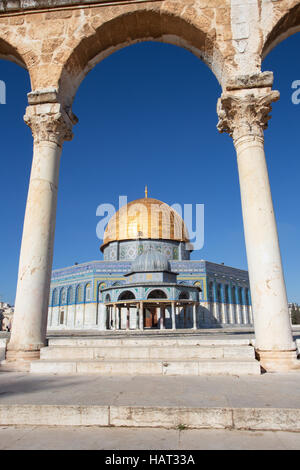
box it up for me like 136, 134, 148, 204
100, 197, 189, 251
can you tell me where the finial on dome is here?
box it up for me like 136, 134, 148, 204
145, 185, 148, 198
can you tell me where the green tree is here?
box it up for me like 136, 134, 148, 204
291, 304, 300, 325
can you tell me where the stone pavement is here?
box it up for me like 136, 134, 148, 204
1, 328, 300, 442
1, 426, 300, 450
1, 371, 300, 432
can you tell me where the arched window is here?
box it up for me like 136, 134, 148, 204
246, 288, 250, 305
60, 288, 67, 306
208, 281, 214, 302
105, 294, 111, 302
76, 285, 83, 303
225, 285, 229, 303
179, 291, 189, 300
231, 286, 236, 304
85, 283, 92, 302
217, 284, 222, 303
52, 289, 58, 306
67, 286, 73, 305
147, 289, 167, 299
118, 291, 135, 301
238, 287, 243, 305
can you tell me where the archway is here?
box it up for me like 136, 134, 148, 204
262, 4, 300, 59
5, 3, 298, 371
58, 9, 225, 107
0, 49, 31, 316
147, 290, 168, 299
118, 291, 135, 301
178, 291, 189, 300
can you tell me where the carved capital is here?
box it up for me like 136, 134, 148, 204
24, 103, 78, 146
217, 90, 279, 143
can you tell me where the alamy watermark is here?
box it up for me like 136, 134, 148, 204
0, 80, 6, 104
96, 196, 205, 251
291, 80, 300, 104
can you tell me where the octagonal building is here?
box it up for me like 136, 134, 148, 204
47, 195, 253, 331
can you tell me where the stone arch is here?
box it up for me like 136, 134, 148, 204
118, 290, 136, 301
262, 3, 300, 59
178, 291, 189, 300
67, 286, 73, 305
75, 284, 83, 304
147, 289, 168, 299
58, 7, 225, 107
52, 288, 58, 307
84, 282, 92, 302
0, 37, 27, 69
59, 287, 67, 306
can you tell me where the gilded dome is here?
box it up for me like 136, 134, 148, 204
101, 197, 189, 251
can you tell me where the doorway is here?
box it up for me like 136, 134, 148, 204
144, 306, 158, 328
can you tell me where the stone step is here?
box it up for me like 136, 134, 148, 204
48, 337, 251, 348
40, 344, 255, 360
30, 358, 261, 375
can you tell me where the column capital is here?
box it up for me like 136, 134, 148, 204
24, 103, 78, 146
217, 89, 279, 143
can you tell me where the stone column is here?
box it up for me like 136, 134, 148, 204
112, 304, 117, 330
7, 103, 75, 366
241, 287, 248, 324
220, 284, 227, 324
235, 286, 241, 324
139, 302, 144, 330
192, 303, 197, 330
126, 306, 130, 330
183, 305, 187, 329
217, 80, 298, 371
171, 302, 176, 330
228, 282, 234, 324
135, 304, 139, 331
212, 281, 218, 323
117, 305, 121, 330
160, 305, 166, 330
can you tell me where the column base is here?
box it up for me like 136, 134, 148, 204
256, 349, 300, 372
1, 349, 41, 372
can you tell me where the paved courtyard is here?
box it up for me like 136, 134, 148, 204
1, 426, 300, 450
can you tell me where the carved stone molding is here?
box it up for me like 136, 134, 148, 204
24, 103, 78, 146
217, 89, 280, 143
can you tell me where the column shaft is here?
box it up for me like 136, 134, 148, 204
171, 302, 176, 330
235, 135, 294, 351
7, 104, 74, 362
192, 303, 197, 330
217, 88, 298, 370
139, 302, 144, 330
9, 140, 62, 354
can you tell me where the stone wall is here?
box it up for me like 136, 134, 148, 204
1, 0, 298, 109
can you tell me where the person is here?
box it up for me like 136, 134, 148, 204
2, 316, 8, 331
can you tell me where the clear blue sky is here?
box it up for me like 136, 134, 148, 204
0, 34, 300, 305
